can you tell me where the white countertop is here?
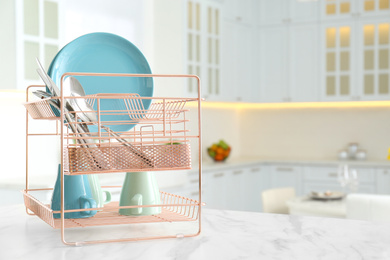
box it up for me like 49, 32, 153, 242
1, 204, 390, 259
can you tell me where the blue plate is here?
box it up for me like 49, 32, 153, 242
48, 32, 153, 132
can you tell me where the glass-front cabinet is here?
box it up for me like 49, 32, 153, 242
322, 22, 357, 101
321, 19, 390, 101
16, 0, 61, 90
357, 19, 390, 100
186, 0, 221, 100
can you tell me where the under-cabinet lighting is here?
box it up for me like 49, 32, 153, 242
189, 101, 390, 109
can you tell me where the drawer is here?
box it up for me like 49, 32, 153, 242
304, 166, 375, 183
269, 165, 302, 174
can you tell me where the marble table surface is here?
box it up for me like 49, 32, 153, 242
1, 204, 390, 260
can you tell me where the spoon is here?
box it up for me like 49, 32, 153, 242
35, 58, 107, 169
64, 76, 154, 167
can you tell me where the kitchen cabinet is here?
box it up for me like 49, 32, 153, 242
222, 0, 255, 25
257, 0, 319, 26
220, 20, 256, 102
356, 18, 390, 100
201, 164, 269, 212
357, 0, 390, 17
0, 0, 62, 90
320, 21, 357, 101
320, 18, 390, 101
376, 168, 390, 194
303, 165, 377, 194
258, 26, 288, 102
258, 24, 319, 102
244, 165, 270, 212
320, 0, 357, 21
199, 160, 388, 210
269, 164, 303, 195
203, 169, 229, 209
185, 0, 222, 101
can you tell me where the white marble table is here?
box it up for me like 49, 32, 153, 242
287, 196, 346, 218
1, 205, 390, 259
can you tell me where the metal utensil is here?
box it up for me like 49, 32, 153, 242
35, 58, 107, 169
64, 76, 154, 167
36, 58, 60, 96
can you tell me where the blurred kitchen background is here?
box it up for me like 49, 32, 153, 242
1, 0, 390, 221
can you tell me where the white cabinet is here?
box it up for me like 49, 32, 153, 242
185, 0, 222, 101
226, 168, 247, 211
269, 164, 303, 195
257, 0, 319, 26
257, 0, 287, 26
259, 24, 319, 102
1, 0, 62, 90
320, 18, 390, 101
289, 24, 320, 102
356, 18, 390, 100
320, 21, 358, 101
202, 164, 269, 212
258, 26, 289, 102
358, 0, 390, 17
377, 168, 390, 194
303, 165, 377, 194
222, 0, 255, 25
181, 161, 388, 213
221, 20, 256, 102
203, 170, 229, 209
320, 0, 357, 21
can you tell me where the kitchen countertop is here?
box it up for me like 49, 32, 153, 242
1, 204, 390, 259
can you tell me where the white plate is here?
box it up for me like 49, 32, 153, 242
310, 191, 345, 200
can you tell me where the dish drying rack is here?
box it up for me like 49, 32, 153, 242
23, 73, 202, 245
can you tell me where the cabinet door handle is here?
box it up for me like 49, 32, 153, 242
328, 172, 338, 177
251, 167, 261, 172
214, 173, 224, 178
233, 170, 243, 175
276, 167, 293, 172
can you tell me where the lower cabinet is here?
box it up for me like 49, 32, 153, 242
202, 164, 269, 212
376, 168, 390, 194
268, 164, 303, 195
171, 162, 388, 213
303, 165, 377, 194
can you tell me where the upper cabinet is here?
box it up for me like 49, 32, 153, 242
0, 0, 62, 90
321, 0, 358, 20
222, 0, 255, 25
320, 3, 390, 101
185, 0, 222, 101
257, 0, 319, 26
151, 0, 389, 103
321, 21, 357, 101
321, 0, 390, 20
356, 18, 390, 100
258, 23, 319, 103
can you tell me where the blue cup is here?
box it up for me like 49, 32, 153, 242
51, 164, 97, 219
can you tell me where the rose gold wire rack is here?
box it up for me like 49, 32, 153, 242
23, 73, 202, 245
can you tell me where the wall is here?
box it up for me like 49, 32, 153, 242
240, 106, 390, 161
63, 0, 146, 50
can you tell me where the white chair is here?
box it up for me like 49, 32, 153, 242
346, 193, 390, 222
262, 187, 296, 214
